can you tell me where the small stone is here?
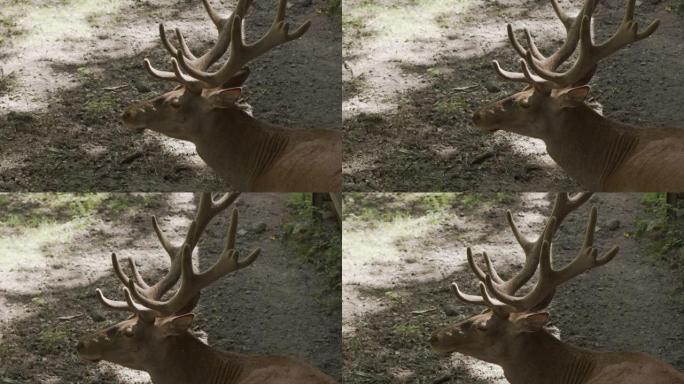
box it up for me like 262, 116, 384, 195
252, 222, 267, 234
484, 81, 501, 93
607, 219, 620, 231
388, 367, 415, 383
442, 303, 461, 317
134, 80, 151, 93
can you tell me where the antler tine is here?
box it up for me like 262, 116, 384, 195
129, 208, 260, 315
493, 0, 606, 91
454, 193, 598, 317
485, 205, 619, 311
550, 0, 574, 30
95, 193, 242, 320
144, 0, 253, 91
132, 192, 241, 300
179, 0, 311, 87
501, 192, 592, 291
524, 0, 659, 87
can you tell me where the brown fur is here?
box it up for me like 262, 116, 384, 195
473, 87, 684, 191
123, 87, 341, 192
431, 311, 684, 384
78, 315, 338, 384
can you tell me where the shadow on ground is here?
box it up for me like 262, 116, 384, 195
0, 193, 342, 383
0, 0, 341, 191
342, 193, 684, 383
343, 0, 684, 191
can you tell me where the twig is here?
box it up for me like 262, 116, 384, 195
433, 374, 453, 384
452, 84, 478, 92
470, 151, 495, 166
104, 84, 129, 91
411, 307, 437, 315
58, 313, 84, 321
121, 151, 144, 165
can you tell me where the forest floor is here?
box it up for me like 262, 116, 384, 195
343, 0, 684, 191
0, 0, 341, 191
0, 193, 341, 383
342, 193, 684, 383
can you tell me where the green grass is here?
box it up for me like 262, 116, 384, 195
343, 193, 487, 223
37, 328, 70, 353
282, 194, 342, 303
632, 193, 684, 287
0, 194, 164, 270
326, 0, 341, 16
0, 71, 18, 95
82, 94, 118, 124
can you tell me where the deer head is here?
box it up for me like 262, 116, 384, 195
122, 0, 310, 140
430, 193, 619, 365
472, 0, 659, 137
77, 193, 260, 369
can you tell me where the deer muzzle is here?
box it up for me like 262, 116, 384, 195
76, 338, 102, 363
122, 106, 150, 132
471, 110, 500, 133
430, 329, 459, 353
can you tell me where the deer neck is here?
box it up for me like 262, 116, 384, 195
501, 331, 596, 384
541, 105, 639, 190
194, 108, 290, 190
148, 332, 245, 384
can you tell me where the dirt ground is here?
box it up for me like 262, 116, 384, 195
342, 0, 684, 191
0, 0, 341, 191
342, 193, 684, 383
0, 193, 341, 383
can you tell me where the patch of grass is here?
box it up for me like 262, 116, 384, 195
632, 193, 684, 287
0, 11, 25, 48
103, 194, 160, 215
82, 94, 117, 124
2, 111, 35, 131
434, 95, 467, 115
37, 328, 70, 353
392, 323, 422, 339
326, 0, 341, 17
343, 193, 484, 223
0, 194, 104, 229
344, 73, 368, 99
282, 194, 342, 306
0, 71, 18, 95
672, 0, 684, 15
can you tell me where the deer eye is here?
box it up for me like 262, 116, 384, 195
123, 327, 134, 337
519, 99, 531, 108
475, 323, 488, 331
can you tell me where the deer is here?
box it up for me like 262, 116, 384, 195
471, 0, 684, 191
122, 0, 341, 192
430, 193, 684, 384
77, 193, 338, 384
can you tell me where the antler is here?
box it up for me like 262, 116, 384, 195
145, 0, 310, 92
494, 0, 659, 92
177, 0, 310, 87
95, 193, 257, 321
452, 193, 619, 316
144, 0, 253, 92
126, 208, 260, 315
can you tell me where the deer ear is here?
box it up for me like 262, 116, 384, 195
160, 314, 194, 336
221, 67, 250, 88
207, 88, 242, 108
514, 312, 550, 333
558, 86, 590, 106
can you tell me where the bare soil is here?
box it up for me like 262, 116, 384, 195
0, 0, 341, 191
0, 193, 341, 383
342, 0, 684, 191
342, 193, 684, 383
